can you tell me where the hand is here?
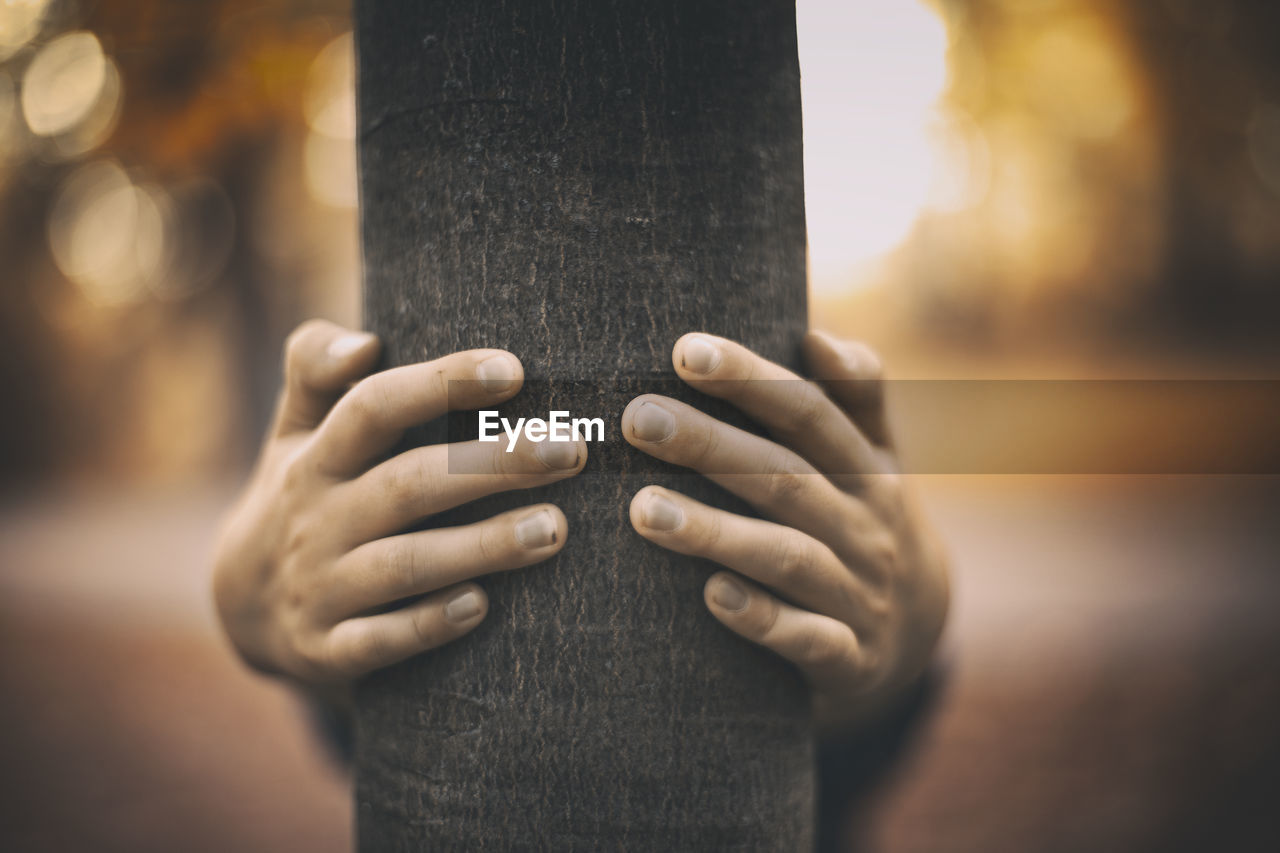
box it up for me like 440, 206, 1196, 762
624, 331, 949, 736
211, 320, 585, 693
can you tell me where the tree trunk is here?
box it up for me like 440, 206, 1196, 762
353, 1, 812, 849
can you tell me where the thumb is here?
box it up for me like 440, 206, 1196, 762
802, 330, 890, 447
273, 320, 380, 436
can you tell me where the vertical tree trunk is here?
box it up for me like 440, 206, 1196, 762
354, 1, 812, 849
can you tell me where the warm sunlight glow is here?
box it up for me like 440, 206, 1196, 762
304, 32, 355, 141
798, 0, 949, 293
1019, 16, 1134, 141
303, 32, 357, 208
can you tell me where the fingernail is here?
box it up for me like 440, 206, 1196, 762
642, 493, 683, 532
632, 401, 674, 442
328, 332, 374, 361
681, 335, 721, 374
536, 439, 579, 469
712, 576, 748, 612
476, 354, 518, 393
445, 589, 483, 623
515, 509, 558, 547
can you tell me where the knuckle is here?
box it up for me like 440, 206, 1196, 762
491, 442, 524, 481
278, 546, 309, 595
698, 508, 723, 550
343, 376, 390, 432
323, 621, 392, 676
425, 362, 450, 406
386, 454, 436, 518
862, 590, 892, 621
279, 447, 313, 495
383, 462, 416, 513
687, 418, 722, 468
475, 521, 510, 566
282, 513, 316, 561
846, 342, 884, 383
347, 626, 391, 673
785, 391, 827, 435
284, 321, 323, 372
761, 463, 807, 507
386, 536, 424, 592
865, 531, 901, 578
508, 440, 538, 477
411, 607, 445, 649
800, 625, 853, 671
793, 631, 826, 668
868, 471, 904, 508
754, 594, 782, 639
299, 633, 343, 680
774, 534, 811, 584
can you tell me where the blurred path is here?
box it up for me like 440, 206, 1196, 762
847, 476, 1280, 852
2, 477, 1278, 851
0, 487, 351, 853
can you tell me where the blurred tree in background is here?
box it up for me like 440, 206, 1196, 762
1, 0, 354, 485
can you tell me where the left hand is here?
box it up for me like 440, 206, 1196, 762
624, 330, 949, 736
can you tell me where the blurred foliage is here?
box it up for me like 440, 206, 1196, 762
822, 0, 1280, 367
1, 0, 355, 485
0, 0, 1278, 488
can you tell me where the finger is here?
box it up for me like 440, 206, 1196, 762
801, 330, 889, 447
630, 486, 880, 631
320, 583, 487, 679
622, 394, 859, 548
334, 432, 586, 544
311, 349, 524, 476
327, 505, 567, 618
671, 332, 883, 486
274, 320, 381, 436
703, 572, 869, 690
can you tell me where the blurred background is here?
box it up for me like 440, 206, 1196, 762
1, 0, 1278, 850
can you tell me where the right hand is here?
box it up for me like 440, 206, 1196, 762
211, 320, 585, 691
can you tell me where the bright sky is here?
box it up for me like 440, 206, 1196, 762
797, 0, 951, 293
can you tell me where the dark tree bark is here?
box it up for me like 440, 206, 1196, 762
354, 1, 812, 848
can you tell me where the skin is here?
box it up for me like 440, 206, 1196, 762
212, 321, 948, 735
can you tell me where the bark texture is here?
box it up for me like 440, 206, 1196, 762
354, 1, 812, 848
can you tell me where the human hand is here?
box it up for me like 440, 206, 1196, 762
211, 320, 585, 693
624, 331, 949, 736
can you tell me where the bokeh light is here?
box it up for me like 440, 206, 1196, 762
20, 31, 110, 137
304, 32, 355, 140
303, 32, 356, 208
47, 159, 167, 306
48, 53, 122, 158
0, 0, 49, 61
